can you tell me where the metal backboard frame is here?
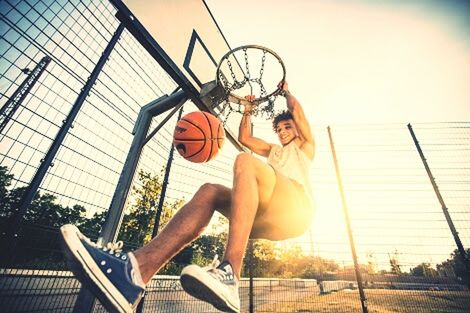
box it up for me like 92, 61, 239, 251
109, 0, 243, 149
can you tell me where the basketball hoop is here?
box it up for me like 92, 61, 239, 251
214, 45, 286, 119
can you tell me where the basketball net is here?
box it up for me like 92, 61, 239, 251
206, 45, 287, 124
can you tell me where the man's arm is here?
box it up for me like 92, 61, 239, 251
238, 96, 273, 157
281, 82, 315, 159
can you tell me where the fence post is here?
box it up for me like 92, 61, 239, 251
407, 123, 470, 283
247, 121, 255, 313
327, 126, 369, 313
248, 239, 254, 313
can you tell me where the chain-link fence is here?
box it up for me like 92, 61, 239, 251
1, 0, 469, 312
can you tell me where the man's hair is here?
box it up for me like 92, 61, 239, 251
272, 110, 293, 132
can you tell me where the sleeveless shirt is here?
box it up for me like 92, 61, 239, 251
267, 141, 313, 203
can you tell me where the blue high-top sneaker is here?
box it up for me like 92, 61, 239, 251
60, 224, 145, 313
180, 255, 240, 313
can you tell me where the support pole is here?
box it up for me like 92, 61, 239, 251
248, 121, 255, 313
99, 90, 188, 245
151, 106, 184, 239
248, 239, 254, 313
73, 87, 187, 313
327, 126, 369, 313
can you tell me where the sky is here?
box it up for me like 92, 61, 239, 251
205, 0, 470, 126
200, 0, 470, 269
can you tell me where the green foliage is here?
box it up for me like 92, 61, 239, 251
366, 251, 377, 274
242, 241, 340, 278
0, 166, 86, 227
190, 251, 214, 269
0, 166, 342, 277
80, 210, 107, 239
191, 233, 227, 260
0, 166, 89, 268
389, 249, 402, 275
242, 240, 279, 277
0, 166, 13, 207
117, 169, 184, 249
437, 249, 470, 285
299, 256, 340, 279
158, 260, 185, 275
410, 262, 438, 277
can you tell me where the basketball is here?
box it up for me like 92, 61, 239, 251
173, 111, 225, 163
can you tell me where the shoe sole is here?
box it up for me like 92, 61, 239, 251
60, 225, 135, 313
180, 268, 239, 313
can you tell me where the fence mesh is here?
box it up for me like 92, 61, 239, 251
1, 0, 469, 312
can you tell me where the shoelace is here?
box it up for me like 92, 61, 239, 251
204, 255, 234, 283
82, 236, 124, 256
203, 254, 221, 271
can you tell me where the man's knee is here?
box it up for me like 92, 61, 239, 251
197, 183, 230, 208
234, 152, 255, 173
197, 183, 219, 197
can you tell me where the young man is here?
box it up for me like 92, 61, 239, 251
60, 81, 314, 313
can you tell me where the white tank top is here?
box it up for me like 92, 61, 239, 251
267, 141, 313, 201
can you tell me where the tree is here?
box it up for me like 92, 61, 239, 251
0, 165, 191, 269
0, 166, 86, 227
301, 256, 340, 279
389, 249, 402, 275
0, 166, 13, 209
437, 249, 470, 285
279, 245, 304, 278
0, 166, 87, 268
242, 239, 282, 277
80, 210, 107, 239
117, 169, 184, 249
366, 251, 377, 274
410, 262, 437, 277
2, 186, 86, 227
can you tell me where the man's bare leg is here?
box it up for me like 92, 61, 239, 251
135, 152, 275, 283
224, 153, 276, 278
133, 183, 231, 284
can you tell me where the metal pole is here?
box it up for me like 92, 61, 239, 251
99, 90, 188, 245
73, 88, 187, 313
327, 126, 369, 313
407, 124, 470, 280
248, 121, 254, 313
248, 239, 254, 313
150, 106, 184, 239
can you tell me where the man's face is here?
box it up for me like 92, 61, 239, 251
275, 119, 297, 146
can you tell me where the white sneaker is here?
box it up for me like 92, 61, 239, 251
180, 255, 240, 313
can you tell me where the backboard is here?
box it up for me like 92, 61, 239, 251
109, 0, 236, 101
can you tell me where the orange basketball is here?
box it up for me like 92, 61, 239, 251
173, 111, 225, 163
